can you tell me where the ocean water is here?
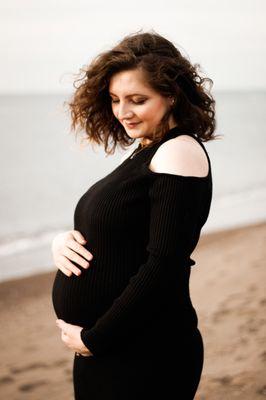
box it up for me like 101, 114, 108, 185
0, 91, 265, 282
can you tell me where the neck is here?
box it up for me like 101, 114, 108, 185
140, 121, 178, 147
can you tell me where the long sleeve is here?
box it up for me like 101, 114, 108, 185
80, 174, 205, 357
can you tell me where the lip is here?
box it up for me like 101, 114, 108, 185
125, 122, 141, 128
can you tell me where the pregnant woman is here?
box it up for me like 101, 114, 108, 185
52, 30, 217, 399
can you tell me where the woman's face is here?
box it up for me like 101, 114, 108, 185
109, 68, 176, 144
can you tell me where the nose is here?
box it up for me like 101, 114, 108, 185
116, 103, 134, 120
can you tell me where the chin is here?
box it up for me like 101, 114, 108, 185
126, 131, 142, 139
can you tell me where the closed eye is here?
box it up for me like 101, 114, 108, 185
111, 99, 146, 105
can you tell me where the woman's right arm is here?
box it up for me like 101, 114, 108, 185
51, 230, 94, 277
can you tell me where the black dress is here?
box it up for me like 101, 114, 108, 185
52, 125, 213, 399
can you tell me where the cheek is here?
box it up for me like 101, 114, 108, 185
139, 101, 166, 122
111, 104, 117, 117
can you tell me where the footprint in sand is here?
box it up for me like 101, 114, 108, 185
10, 362, 48, 374
64, 368, 72, 375
256, 385, 266, 396
239, 336, 249, 344
0, 375, 14, 385
259, 298, 266, 306
212, 375, 233, 385
238, 316, 265, 333
259, 351, 266, 362
10, 359, 69, 376
212, 307, 232, 322
52, 358, 69, 367
18, 380, 47, 392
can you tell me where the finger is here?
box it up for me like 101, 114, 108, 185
57, 262, 73, 277
61, 330, 68, 341
56, 319, 68, 330
58, 256, 81, 276
63, 247, 90, 270
66, 238, 94, 262
72, 230, 87, 244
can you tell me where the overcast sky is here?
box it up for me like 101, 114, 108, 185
0, 0, 264, 94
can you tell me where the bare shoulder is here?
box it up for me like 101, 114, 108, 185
149, 135, 209, 177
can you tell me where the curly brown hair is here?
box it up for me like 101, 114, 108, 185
65, 29, 218, 155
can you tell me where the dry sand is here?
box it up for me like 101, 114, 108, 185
0, 221, 265, 399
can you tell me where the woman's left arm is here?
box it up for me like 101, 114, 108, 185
79, 172, 207, 357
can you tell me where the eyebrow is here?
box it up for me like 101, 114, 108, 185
109, 92, 147, 97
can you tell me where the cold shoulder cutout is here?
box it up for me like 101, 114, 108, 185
146, 136, 210, 179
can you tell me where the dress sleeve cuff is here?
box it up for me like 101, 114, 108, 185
80, 326, 111, 357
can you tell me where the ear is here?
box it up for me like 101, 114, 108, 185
168, 96, 175, 108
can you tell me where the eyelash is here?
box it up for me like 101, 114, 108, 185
111, 99, 146, 105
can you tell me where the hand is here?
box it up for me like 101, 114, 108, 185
51, 230, 94, 277
56, 319, 94, 357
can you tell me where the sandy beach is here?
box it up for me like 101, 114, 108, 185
0, 221, 265, 399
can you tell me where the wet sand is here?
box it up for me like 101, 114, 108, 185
0, 221, 265, 399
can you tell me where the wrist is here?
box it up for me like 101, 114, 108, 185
80, 329, 93, 356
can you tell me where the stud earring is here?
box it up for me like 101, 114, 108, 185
169, 96, 175, 105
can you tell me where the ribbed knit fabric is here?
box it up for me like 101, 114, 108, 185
52, 126, 212, 361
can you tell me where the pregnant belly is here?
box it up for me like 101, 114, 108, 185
51, 267, 129, 328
